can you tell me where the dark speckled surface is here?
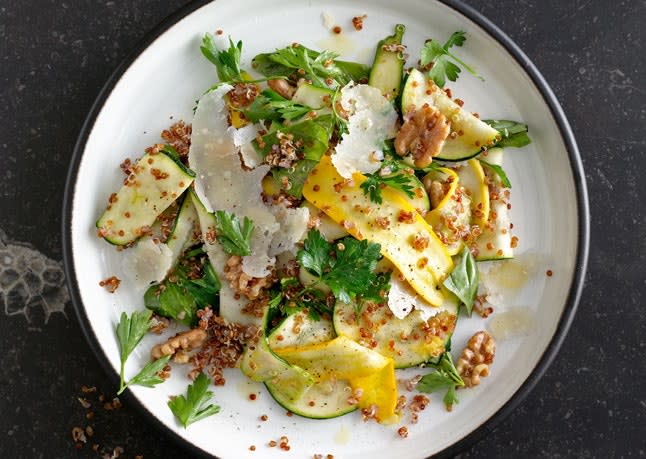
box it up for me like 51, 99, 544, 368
1, 0, 644, 457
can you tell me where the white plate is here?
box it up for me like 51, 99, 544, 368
63, 0, 589, 457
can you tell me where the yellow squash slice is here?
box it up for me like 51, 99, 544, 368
275, 336, 399, 423
424, 167, 472, 255
303, 156, 452, 306
455, 159, 490, 229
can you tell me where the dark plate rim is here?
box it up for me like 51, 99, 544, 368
62, 0, 590, 458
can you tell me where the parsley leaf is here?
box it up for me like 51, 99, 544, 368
325, 237, 382, 304
270, 46, 341, 88
296, 230, 383, 304
483, 119, 532, 149
416, 370, 456, 393
417, 353, 464, 392
443, 384, 459, 409
168, 373, 221, 428
420, 31, 482, 88
360, 157, 417, 204
144, 255, 220, 326
479, 160, 512, 189
437, 351, 463, 385
417, 352, 464, 411
214, 210, 254, 256
116, 310, 153, 392
117, 355, 171, 395
361, 271, 392, 303
200, 35, 243, 82
298, 229, 329, 277
253, 47, 370, 87
443, 245, 479, 316
270, 277, 333, 322
361, 173, 416, 204
352, 271, 392, 319
243, 89, 313, 123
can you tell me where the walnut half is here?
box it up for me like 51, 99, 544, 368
223, 255, 275, 300
394, 103, 450, 168
456, 331, 496, 388
151, 328, 207, 364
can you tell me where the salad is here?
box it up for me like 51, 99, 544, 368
95, 23, 531, 430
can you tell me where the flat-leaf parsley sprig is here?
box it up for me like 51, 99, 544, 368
269, 46, 346, 88
214, 210, 254, 256
360, 156, 417, 204
416, 351, 465, 411
297, 229, 383, 304
115, 310, 153, 393
420, 31, 482, 88
168, 373, 221, 428
117, 355, 171, 395
200, 35, 244, 83
243, 89, 313, 123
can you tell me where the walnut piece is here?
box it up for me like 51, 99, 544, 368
151, 328, 207, 363
267, 79, 296, 99
223, 255, 275, 300
456, 331, 496, 387
395, 103, 450, 168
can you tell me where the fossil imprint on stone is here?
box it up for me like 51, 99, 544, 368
0, 229, 69, 323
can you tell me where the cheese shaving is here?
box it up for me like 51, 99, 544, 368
189, 85, 279, 278
387, 273, 452, 321
122, 237, 173, 291
269, 204, 310, 256
387, 275, 417, 320
332, 83, 398, 179
241, 204, 279, 277
230, 123, 264, 169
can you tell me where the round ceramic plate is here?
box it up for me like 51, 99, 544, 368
63, 0, 589, 457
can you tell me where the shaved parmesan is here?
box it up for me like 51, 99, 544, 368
230, 123, 264, 169
242, 205, 279, 277
269, 204, 310, 256
387, 275, 417, 320
189, 86, 279, 278
122, 237, 173, 291
332, 83, 398, 178
387, 273, 454, 321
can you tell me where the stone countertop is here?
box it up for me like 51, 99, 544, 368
1, 0, 644, 457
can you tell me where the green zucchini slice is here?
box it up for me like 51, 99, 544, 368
96, 151, 194, 245
267, 311, 335, 350
265, 378, 356, 419
400, 69, 499, 161
240, 302, 314, 402
368, 24, 406, 99
333, 294, 458, 368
